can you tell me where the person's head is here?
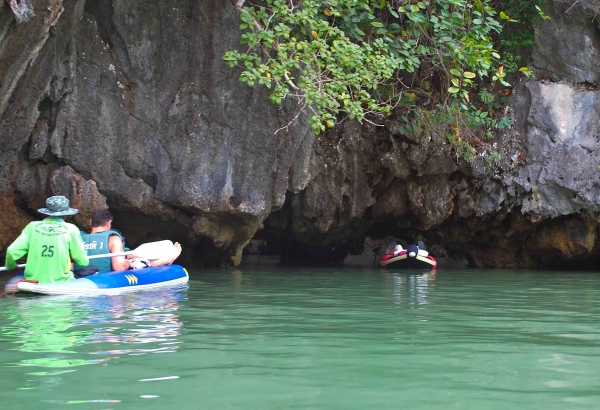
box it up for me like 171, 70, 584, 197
38, 196, 78, 216
91, 209, 113, 228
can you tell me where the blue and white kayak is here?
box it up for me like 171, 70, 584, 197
4, 264, 189, 296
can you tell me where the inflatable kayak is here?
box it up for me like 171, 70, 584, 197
378, 247, 437, 270
4, 264, 189, 296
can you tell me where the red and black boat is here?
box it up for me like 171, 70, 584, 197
378, 244, 437, 270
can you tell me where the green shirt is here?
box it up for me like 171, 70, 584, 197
5, 217, 89, 283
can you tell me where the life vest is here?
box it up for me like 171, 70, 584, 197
77, 229, 126, 273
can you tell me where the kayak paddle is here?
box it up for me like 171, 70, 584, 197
0, 240, 175, 272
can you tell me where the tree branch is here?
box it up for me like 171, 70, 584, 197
232, 0, 301, 91
234, 0, 264, 32
234, 0, 246, 13
284, 73, 300, 90
565, 0, 580, 13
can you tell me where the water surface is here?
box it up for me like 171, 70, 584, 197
1, 267, 599, 409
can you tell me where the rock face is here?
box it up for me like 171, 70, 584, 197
1, 0, 600, 269
532, 0, 600, 83
0, 0, 314, 266
259, 0, 600, 269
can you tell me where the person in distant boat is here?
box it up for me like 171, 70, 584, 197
407, 235, 429, 258
5, 196, 90, 284
384, 241, 405, 256
414, 234, 428, 254
384, 240, 429, 257
407, 244, 429, 258
393, 244, 404, 256
79, 209, 182, 273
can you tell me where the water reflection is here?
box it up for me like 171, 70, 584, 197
383, 270, 436, 306
0, 288, 186, 371
84, 290, 185, 356
1, 297, 97, 370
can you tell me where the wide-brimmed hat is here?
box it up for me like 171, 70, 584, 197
38, 196, 78, 216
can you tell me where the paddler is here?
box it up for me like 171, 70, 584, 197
4, 196, 89, 284
79, 209, 182, 273
77, 208, 132, 273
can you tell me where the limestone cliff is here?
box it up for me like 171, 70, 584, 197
261, 0, 600, 269
1, 0, 599, 269
0, 0, 314, 266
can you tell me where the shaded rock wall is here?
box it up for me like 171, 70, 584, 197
0, 0, 313, 266
1, 0, 600, 269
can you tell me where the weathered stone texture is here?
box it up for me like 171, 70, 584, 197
516, 82, 600, 220
2, 0, 600, 269
0, 0, 313, 266
262, 0, 600, 267
532, 0, 600, 83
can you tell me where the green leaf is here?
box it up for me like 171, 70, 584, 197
225, 0, 507, 135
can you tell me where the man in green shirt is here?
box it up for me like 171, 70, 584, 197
5, 196, 89, 284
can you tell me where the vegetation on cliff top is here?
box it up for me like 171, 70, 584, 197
224, 0, 546, 161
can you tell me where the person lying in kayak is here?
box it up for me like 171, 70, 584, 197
384, 241, 405, 256
78, 209, 182, 273
4, 196, 90, 284
383, 241, 429, 257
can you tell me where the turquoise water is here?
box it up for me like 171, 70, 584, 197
1, 267, 600, 409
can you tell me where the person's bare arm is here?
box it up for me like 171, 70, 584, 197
108, 235, 131, 271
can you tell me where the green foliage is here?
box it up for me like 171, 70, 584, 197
495, 0, 548, 46
497, 116, 512, 130
457, 140, 476, 163
487, 150, 501, 167
224, 0, 540, 163
224, 0, 509, 136
494, 0, 548, 74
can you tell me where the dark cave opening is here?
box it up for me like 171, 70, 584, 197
243, 197, 600, 271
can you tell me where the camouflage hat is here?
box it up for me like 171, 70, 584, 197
38, 196, 78, 216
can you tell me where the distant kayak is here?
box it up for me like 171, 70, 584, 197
378, 251, 437, 270
4, 264, 189, 296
